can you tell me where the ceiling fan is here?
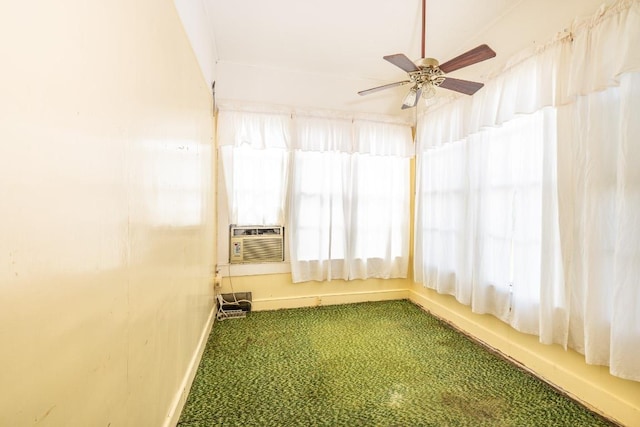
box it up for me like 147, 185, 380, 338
358, 0, 496, 109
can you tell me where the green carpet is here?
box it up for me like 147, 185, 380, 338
178, 300, 613, 426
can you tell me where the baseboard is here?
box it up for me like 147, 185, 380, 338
251, 289, 410, 311
407, 289, 633, 427
164, 304, 216, 427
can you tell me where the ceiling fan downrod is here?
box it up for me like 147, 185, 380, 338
421, 0, 426, 59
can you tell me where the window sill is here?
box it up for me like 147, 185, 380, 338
219, 261, 291, 277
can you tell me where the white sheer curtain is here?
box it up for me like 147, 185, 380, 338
289, 116, 412, 283
558, 71, 640, 380
469, 109, 558, 335
217, 109, 291, 225
350, 121, 413, 279
289, 117, 352, 281
415, 107, 558, 334
415, 0, 640, 380
414, 108, 473, 304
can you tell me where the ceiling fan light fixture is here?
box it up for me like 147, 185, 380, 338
402, 86, 419, 108
421, 84, 437, 100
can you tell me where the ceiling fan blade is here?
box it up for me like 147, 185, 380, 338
383, 53, 420, 73
358, 80, 411, 96
439, 77, 484, 95
439, 44, 496, 74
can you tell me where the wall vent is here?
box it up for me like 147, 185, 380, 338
229, 225, 284, 264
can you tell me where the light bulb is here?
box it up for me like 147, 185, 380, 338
402, 87, 418, 108
422, 84, 436, 100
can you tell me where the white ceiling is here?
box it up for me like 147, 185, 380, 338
196, 0, 612, 117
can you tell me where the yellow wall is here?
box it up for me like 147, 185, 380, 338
218, 274, 408, 311
0, 1, 215, 426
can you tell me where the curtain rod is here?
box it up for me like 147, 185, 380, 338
217, 100, 413, 126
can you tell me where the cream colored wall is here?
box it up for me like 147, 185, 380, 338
218, 274, 408, 311
0, 1, 215, 426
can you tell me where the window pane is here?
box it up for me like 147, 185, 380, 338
221, 146, 288, 225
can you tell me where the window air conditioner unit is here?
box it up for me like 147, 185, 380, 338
229, 225, 284, 264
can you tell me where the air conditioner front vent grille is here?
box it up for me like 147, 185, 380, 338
230, 225, 284, 264
242, 238, 283, 262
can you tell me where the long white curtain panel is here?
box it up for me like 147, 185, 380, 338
414, 0, 640, 381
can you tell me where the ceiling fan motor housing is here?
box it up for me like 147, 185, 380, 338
410, 58, 446, 88
416, 58, 439, 68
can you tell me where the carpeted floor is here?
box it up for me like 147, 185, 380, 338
178, 300, 613, 426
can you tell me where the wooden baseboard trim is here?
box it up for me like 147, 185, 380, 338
251, 289, 410, 311
407, 289, 625, 427
164, 304, 216, 427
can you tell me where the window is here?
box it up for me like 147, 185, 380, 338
470, 110, 549, 330
290, 150, 349, 262
289, 118, 412, 282
415, 109, 556, 333
217, 110, 291, 226
221, 145, 289, 225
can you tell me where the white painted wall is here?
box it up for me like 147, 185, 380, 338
0, 1, 215, 425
